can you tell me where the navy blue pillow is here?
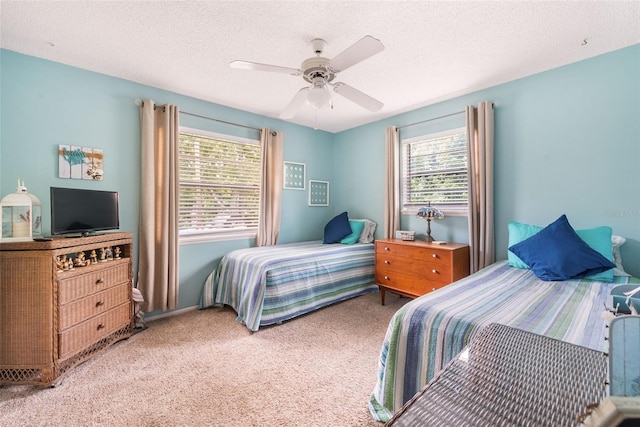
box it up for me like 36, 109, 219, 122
323, 212, 352, 244
508, 215, 616, 281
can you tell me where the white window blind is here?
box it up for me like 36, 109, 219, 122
401, 128, 468, 213
178, 129, 260, 240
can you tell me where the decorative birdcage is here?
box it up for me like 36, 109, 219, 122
0, 178, 42, 241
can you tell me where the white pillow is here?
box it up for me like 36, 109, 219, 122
350, 219, 377, 243
612, 235, 631, 276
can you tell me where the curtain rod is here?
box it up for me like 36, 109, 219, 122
398, 110, 465, 130
135, 99, 261, 132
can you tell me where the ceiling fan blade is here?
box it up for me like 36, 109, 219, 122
333, 82, 383, 112
280, 87, 309, 119
230, 60, 301, 76
329, 35, 384, 72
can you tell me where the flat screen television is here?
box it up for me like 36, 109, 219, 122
50, 187, 119, 236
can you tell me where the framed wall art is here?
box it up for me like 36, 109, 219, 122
308, 180, 329, 206
283, 161, 306, 190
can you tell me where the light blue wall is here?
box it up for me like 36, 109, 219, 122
334, 44, 640, 277
0, 50, 336, 316
2, 44, 639, 317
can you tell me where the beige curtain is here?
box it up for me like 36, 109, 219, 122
256, 128, 283, 246
384, 126, 400, 239
466, 101, 495, 273
137, 100, 180, 312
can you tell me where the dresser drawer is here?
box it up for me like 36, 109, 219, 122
376, 241, 450, 263
375, 269, 448, 297
58, 262, 130, 305
58, 283, 131, 331
58, 302, 131, 361
376, 253, 451, 276
376, 262, 450, 286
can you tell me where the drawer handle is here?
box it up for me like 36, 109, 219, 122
384, 276, 390, 281
432, 253, 438, 258
432, 287, 436, 291
97, 323, 105, 330
384, 246, 390, 251
432, 269, 438, 274
95, 278, 104, 285
95, 300, 105, 307
384, 260, 390, 264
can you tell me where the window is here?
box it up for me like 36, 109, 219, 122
401, 128, 468, 215
178, 127, 261, 242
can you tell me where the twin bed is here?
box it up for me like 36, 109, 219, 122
199, 240, 377, 331
198, 213, 638, 424
368, 261, 639, 421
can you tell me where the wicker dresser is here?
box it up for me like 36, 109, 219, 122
0, 232, 133, 386
375, 239, 470, 305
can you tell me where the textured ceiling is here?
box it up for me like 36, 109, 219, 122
1, 1, 639, 133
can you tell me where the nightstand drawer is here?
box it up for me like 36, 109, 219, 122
376, 253, 451, 275
375, 269, 448, 297
376, 265, 451, 283
376, 242, 450, 263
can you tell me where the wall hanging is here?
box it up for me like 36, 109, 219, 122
283, 161, 305, 190
58, 145, 104, 180
308, 180, 329, 206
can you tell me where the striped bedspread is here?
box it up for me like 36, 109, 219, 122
199, 241, 377, 331
369, 261, 640, 422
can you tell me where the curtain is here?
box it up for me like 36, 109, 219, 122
384, 126, 400, 239
256, 128, 283, 246
137, 100, 180, 312
466, 101, 495, 273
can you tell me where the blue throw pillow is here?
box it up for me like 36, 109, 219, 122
340, 220, 365, 244
323, 212, 352, 244
508, 215, 616, 281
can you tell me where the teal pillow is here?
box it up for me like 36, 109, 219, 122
340, 220, 365, 244
575, 226, 614, 282
508, 215, 615, 281
507, 221, 542, 268
323, 212, 352, 244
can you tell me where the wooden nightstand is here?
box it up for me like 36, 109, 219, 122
375, 239, 470, 305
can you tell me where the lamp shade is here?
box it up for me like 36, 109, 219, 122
416, 203, 444, 242
306, 85, 331, 109
416, 204, 445, 221
306, 77, 331, 110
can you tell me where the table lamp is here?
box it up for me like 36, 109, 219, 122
416, 203, 445, 242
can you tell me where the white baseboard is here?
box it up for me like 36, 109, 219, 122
145, 305, 199, 322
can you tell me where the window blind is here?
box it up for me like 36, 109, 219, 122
401, 129, 468, 211
179, 131, 260, 235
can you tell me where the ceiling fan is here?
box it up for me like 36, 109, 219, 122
230, 35, 385, 119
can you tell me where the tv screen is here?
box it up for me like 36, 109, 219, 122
50, 187, 119, 236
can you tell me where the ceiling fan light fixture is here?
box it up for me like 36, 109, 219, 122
306, 78, 331, 110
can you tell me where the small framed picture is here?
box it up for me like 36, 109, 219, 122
283, 161, 306, 190
308, 180, 329, 206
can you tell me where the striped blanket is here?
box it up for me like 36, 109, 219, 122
369, 261, 640, 422
199, 241, 377, 331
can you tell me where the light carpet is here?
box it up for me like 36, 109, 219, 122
0, 292, 408, 426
